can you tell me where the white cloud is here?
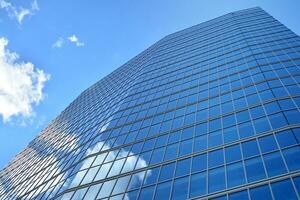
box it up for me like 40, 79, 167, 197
0, 37, 50, 123
0, 0, 39, 24
68, 35, 85, 47
52, 37, 64, 48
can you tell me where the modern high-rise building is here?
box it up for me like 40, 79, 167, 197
1, 7, 300, 200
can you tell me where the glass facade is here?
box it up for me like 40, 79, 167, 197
1, 7, 300, 200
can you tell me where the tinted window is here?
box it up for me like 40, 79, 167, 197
154, 181, 172, 200
242, 140, 260, 158
263, 151, 287, 177
209, 167, 225, 192
225, 144, 242, 163
227, 162, 246, 188
192, 154, 207, 173
271, 179, 298, 200
190, 172, 207, 198
282, 147, 300, 171
250, 185, 272, 200
245, 156, 266, 182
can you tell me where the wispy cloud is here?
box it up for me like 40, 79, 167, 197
0, 0, 39, 24
53, 35, 85, 48
68, 34, 85, 47
0, 37, 50, 123
52, 37, 64, 48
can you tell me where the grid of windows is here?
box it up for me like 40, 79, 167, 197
0, 7, 300, 200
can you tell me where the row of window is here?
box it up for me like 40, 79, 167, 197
59, 149, 300, 200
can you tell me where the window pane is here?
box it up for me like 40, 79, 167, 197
154, 181, 172, 200
164, 143, 179, 161
209, 166, 225, 193
171, 176, 189, 200
223, 126, 239, 144
84, 183, 102, 199
263, 152, 287, 177
179, 139, 193, 156
293, 176, 300, 195
282, 147, 300, 171
192, 154, 207, 173
194, 135, 207, 152
258, 134, 278, 153
250, 185, 272, 200
253, 117, 271, 134
139, 186, 155, 200
144, 167, 159, 186
159, 162, 175, 181
225, 144, 242, 163
208, 149, 224, 168
276, 130, 297, 148
245, 157, 266, 182
190, 172, 207, 198
242, 140, 260, 158
227, 162, 246, 188
112, 175, 130, 195
271, 179, 298, 200
175, 158, 191, 177
97, 179, 116, 198
228, 190, 249, 200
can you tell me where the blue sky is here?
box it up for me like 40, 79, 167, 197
0, 0, 299, 170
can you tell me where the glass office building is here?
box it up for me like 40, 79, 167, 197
1, 7, 300, 200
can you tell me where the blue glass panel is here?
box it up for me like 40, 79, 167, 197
168, 131, 181, 144
285, 110, 300, 125
238, 122, 255, 139
190, 172, 207, 198
139, 186, 155, 200
264, 101, 281, 115
223, 126, 239, 144
150, 147, 165, 164
250, 106, 265, 119
225, 144, 242, 163
175, 158, 191, 177
245, 156, 266, 182
242, 140, 260, 158
250, 185, 272, 200
209, 166, 225, 193
164, 143, 179, 161
228, 190, 249, 200
282, 147, 300, 171
276, 130, 298, 148
208, 130, 223, 148
236, 110, 251, 123
171, 176, 189, 200
208, 149, 224, 168
293, 176, 300, 195
181, 127, 194, 140
227, 162, 246, 188
155, 135, 168, 148
127, 190, 138, 200
144, 167, 159, 186
253, 117, 271, 134
179, 139, 193, 156
269, 112, 288, 129
195, 123, 208, 136
154, 181, 172, 200
263, 151, 287, 177
222, 115, 236, 128
271, 179, 298, 200
192, 154, 207, 173
194, 135, 207, 152
159, 162, 175, 181
258, 134, 278, 153
143, 139, 155, 151
210, 195, 227, 200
